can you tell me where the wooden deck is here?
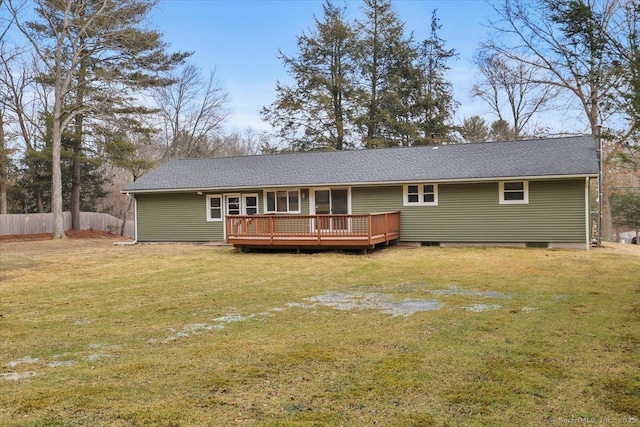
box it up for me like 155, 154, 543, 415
225, 211, 400, 253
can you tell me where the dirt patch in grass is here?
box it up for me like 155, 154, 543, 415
288, 291, 444, 316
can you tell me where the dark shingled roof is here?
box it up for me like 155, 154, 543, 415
124, 136, 599, 193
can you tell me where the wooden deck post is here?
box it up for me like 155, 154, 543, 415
384, 212, 388, 240
269, 216, 275, 245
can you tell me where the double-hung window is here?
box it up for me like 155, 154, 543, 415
404, 184, 438, 206
243, 195, 258, 215
264, 190, 300, 213
206, 195, 223, 221
499, 181, 529, 204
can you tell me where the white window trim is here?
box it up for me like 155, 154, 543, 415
499, 181, 529, 204
242, 193, 259, 215
310, 187, 352, 215
206, 194, 223, 221
225, 193, 242, 216
263, 189, 302, 214
403, 184, 438, 206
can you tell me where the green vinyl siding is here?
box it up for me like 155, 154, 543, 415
136, 188, 311, 242
352, 179, 587, 243
351, 186, 402, 214
136, 193, 224, 242
136, 180, 586, 243
301, 192, 310, 215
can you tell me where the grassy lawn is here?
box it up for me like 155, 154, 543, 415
1, 239, 639, 426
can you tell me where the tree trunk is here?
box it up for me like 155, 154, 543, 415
71, 50, 86, 231
51, 84, 66, 239
71, 114, 82, 230
0, 112, 7, 214
597, 132, 619, 243
37, 192, 44, 213
14, 95, 43, 213
601, 175, 614, 241
367, 52, 377, 146
366, 4, 379, 148
25, 153, 44, 213
120, 196, 134, 236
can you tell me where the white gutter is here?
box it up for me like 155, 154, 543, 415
123, 173, 599, 195
585, 177, 591, 250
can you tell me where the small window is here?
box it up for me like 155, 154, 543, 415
227, 196, 241, 215
404, 184, 438, 206
206, 195, 222, 221
244, 195, 258, 215
499, 181, 529, 204
407, 185, 420, 203
264, 190, 301, 213
423, 185, 435, 203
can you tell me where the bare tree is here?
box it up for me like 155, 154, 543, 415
0, 106, 6, 214
601, 1, 640, 147
154, 63, 230, 159
472, 52, 558, 138
0, 46, 47, 212
483, 0, 623, 240
98, 120, 157, 235
8, 0, 89, 237
8, 0, 187, 238
214, 128, 266, 157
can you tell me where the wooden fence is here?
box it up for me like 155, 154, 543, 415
0, 212, 135, 238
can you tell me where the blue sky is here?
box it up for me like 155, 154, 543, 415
152, 0, 500, 132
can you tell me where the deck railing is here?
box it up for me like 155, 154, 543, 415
225, 211, 400, 248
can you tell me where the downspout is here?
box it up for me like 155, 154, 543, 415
596, 126, 603, 247
585, 177, 591, 250
114, 193, 138, 245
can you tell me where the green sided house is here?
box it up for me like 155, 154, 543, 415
123, 135, 600, 251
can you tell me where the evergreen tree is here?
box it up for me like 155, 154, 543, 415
460, 116, 490, 143
413, 10, 457, 145
355, 0, 413, 148
601, 1, 640, 165
9, 0, 188, 237
14, 113, 106, 214
490, 119, 515, 142
610, 189, 640, 241
261, 0, 357, 151
262, 1, 458, 150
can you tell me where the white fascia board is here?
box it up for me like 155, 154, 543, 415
121, 173, 598, 194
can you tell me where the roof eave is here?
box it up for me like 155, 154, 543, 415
122, 173, 598, 194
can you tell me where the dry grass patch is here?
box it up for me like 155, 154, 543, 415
0, 240, 639, 426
